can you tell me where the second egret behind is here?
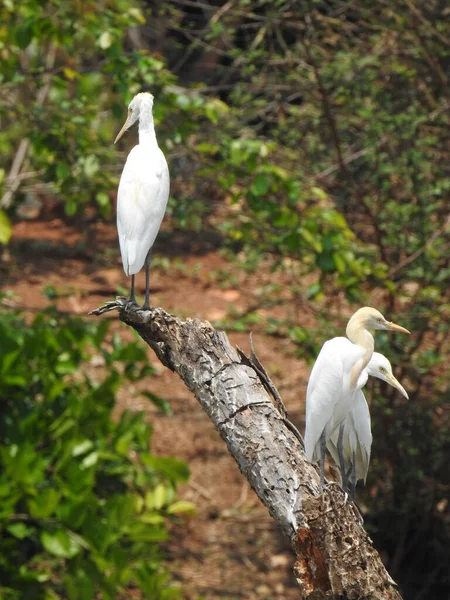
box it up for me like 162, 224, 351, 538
304, 307, 410, 490
115, 92, 170, 309
327, 351, 408, 496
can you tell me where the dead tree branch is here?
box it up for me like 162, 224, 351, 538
91, 298, 403, 600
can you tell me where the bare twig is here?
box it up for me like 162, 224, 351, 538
1, 44, 56, 209
388, 213, 450, 278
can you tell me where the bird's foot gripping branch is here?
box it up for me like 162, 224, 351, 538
90, 298, 403, 600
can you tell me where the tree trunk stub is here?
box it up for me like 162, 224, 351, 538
91, 298, 403, 600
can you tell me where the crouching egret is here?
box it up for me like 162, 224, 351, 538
327, 352, 408, 497
115, 92, 170, 309
304, 307, 410, 490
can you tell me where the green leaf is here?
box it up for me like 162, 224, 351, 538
300, 228, 322, 253
166, 500, 196, 514
306, 283, 322, 299
65, 198, 77, 216
333, 252, 346, 274
7, 522, 34, 539
140, 513, 165, 524
28, 488, 61, 519
142, 455, 190, 483
204, 98, 229, 124
96, 191, 110, 208
142, 391, 173, 416
16, 22, 33, 49
311, 186, 328, 200
150, 484, 167, 510
317, 252, 335, 273
98, 31, 113, 49
82, 155, 99, 178
81, 451, 98, 469
1, 349, 21, 374
0, 210, 12, 244
3, 374, 27, 385
251, 174, 270, 196
56, 162, 71, 180
41, 529, 82, 558
128, 7, 146, 24
72, 440, 94, 457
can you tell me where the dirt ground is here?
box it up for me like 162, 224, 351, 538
2, 213, 315, 600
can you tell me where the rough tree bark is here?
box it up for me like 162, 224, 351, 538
91, 298, 403, 600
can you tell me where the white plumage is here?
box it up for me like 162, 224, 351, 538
327, 351, 408, 493
304, 307, 410, 492
115, 92, 169, 308
304, 337, 365, 464
117, 145, 169, 275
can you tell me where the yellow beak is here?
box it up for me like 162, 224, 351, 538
386, 372, 409, 399
386, 321, 411, 335
114, 117, 131, 144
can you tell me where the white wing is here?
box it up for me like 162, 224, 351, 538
349, 390, 372, 482
117, 144, 170, 275
305, 337, 347, 462
328, 390, 372, 483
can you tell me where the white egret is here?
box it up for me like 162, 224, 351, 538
327, 352, 408, 496
304, 307, 410, 490
114, 92, 170, 309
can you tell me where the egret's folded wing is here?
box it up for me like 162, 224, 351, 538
117, 146, 170, 275
350, 390, 372, 483
305, 339, 347, 462
327, 388, 372, 484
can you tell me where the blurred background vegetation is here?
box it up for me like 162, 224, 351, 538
0, 0, 449, 598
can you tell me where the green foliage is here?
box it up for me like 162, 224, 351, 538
1, 0, 449, 596
0, 308, 184, 599
208, 137, 378, 299
0, 0, 221, 221
0, 209, 12, 243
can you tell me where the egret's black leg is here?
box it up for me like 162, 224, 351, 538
130, 274, 136, 303
350, 451, 357, 499
337, 423, 348, 493
320, 429, 327, 492
142, 248, 152, 310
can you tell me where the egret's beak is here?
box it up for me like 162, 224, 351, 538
386, 372, 409, 399
386, 321, 411, 335
114, 117, 131, 144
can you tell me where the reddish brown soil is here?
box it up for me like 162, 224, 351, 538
2, 214, 313, 599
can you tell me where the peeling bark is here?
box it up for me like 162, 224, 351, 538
91, 298, 403, 600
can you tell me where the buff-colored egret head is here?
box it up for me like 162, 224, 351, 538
348, 307, 411, 335
114, 92, 154, 144
367, 352, 409, 399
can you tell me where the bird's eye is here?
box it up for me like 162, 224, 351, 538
379, 367, 385, 372
377, 317, 383, 323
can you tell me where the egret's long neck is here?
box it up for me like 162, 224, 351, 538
346, 317, 375, 389
138, 101, 157, 146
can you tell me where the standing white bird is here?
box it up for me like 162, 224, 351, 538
327, 351, 408, 496
114, 92, 170, 309
304, 307, 410, 490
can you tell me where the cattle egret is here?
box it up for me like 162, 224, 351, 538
115, 92, 170, 309
327, 352, 408, 496
304, 307, 410, 490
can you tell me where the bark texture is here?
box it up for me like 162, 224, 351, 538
91, 298, 403, 600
